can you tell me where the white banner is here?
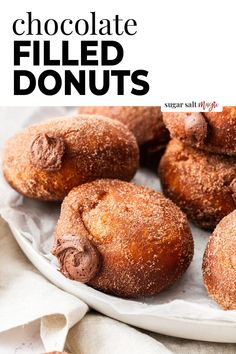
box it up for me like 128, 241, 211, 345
0, 0, 235, 106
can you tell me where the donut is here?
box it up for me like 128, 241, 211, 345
52, 179, 194, 298
80, 106, 169, 169
3, 115, 139, 201
80, 106, 168, 145
203, 210, 236, 310
159, 139, 236, 230
163, 107, 236, 155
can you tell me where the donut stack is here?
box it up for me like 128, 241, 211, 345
159, 107, 236, 230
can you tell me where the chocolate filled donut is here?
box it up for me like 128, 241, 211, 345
80, 106, 169, 168
3, 115, 139, 201
159, 139, 236, 230
163, 107, 236, 155
52, 179, 194, 298
203, 210, 236, 310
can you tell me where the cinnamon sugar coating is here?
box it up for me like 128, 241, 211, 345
140, 143, 167, 171
159, 139, 236, 230
203, 210, 236, 310
163, 107, 236, 155
53, 179, 193, 298
80, 106, 169, 169
3, 115, 139, 201
80, 106, 168, 146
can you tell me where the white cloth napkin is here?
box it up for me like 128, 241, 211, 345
0, 217, 173, 353
66, 313, 173, 354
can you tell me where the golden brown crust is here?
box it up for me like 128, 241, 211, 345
80, 106, 169, 146
53, 179, 193, 298
203, 210, 236, 310
3, 115, 139, 201
159, 139, 236, 230
163, 107, 236, 155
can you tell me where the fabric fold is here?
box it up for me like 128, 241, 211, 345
65, 313, 173, 354
0, 218, 88, 351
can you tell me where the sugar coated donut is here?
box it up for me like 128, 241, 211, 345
80, 106, 169, 169
52, 179, 194, 298
3, 115, 139, 201
159, 139, 236, 229
163, 107, 236, 155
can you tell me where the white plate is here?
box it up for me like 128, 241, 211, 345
11, 226, 236, 343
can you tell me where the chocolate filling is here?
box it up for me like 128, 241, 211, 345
30, 133, 65, 171
53, 235, 101, 283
